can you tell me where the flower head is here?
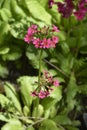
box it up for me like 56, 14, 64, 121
57, 0, 74, 18
74, 0, 87, 20
48, 0, 55, 8
24, 24, 59, 49
53, 79, 60, 87
31, 70, 60, 99
52, 25, 59, 32
38, 90, 50, 99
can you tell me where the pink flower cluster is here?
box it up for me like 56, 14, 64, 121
48, 0, 87, 20
57, 0, 74, 18
24, 24, 59, 49
74, 0, 87, 20
31, 70, 60, 99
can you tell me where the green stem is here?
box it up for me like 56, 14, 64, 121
35, 49, 43, 118
38, 49, 43, 88
75, 21, 83, 58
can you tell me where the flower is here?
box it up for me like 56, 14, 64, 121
24, 24, 59, 49
38, 90, 50, 99
74, 0, 87, 20
57, 0, 74, 18
53, 79, 60, 87
31, 91, 38, 97
52, 25, 59, 32
48, 0, 55, 8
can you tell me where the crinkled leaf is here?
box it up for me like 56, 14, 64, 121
32, 104, 44, 117
25, 0, 52, 25
1, 119, 24, 130
0, 94, 10, 107
0, 22, 9, 44
4, 82, 22, 114
50, 86, 62, 100
52, 115, 72, 125
10, 0, 26, 20
65, 126, 79, 130
26, 45, 47, 69
0, 113, 10, 122
39, 119, 59, 130
66, 74, 78, 103
0, 8, 11, 21
17, 76, 38, 107
26, 127, 35, 130
41, 97, 57, 110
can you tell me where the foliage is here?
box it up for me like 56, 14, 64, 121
0, 0, 87, 130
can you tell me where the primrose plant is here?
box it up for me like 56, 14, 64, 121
24, 24, 60, 99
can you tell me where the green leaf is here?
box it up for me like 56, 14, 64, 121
4, 82, 22, 114
80, 46, 87, 54
2, 45, 22, 61
39, 119, 59, 130
78, 84, 87, 95
65, 126, 79, 130
0, 0, 4, 8
26, 127, 35, 130
0, 46, 10, 55
48, 2, 61, 24
71, 120, 81, 127
66, 74, 78, 103
50, 86, 62, 100
32, 104, 44, 117
23, 106, 30, 116
37, 0, 48, 7
0, 113, 10, 122
58, 31, 66, 41
41, 97, 57, 110
0, 8, 11, 21
0, 22, 9, 44
1, 120, 24, 130
53, 115, 72, 125
0, 64, 8, 78
61, 42, 70, 54
0, 94, 10, 107
10, 0, 26, 20
2, 0, 11, 10
26, 46, 47, 69
25, 0, 52, 25
17, 76, 38, 107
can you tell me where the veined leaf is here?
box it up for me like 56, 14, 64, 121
66, 74, 78, 103
0, 22, 9, 44
1, 119, 24, 130
10, 0, 26, 19
26, 127, 35, 130
39, 119, 59, 130
50, 86, 62, 100
37, 0, 48, 7
17, 76, 38, 107
65, 126, 79, 130
2, 0, 11, 10
0, 8, 11, 21
25, 0, 52, 25
0, 94, 10, 107
0, 113, 10, 122
4, 82, 22, 114
53, 115, 72, 125
41, 97, 57, 110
